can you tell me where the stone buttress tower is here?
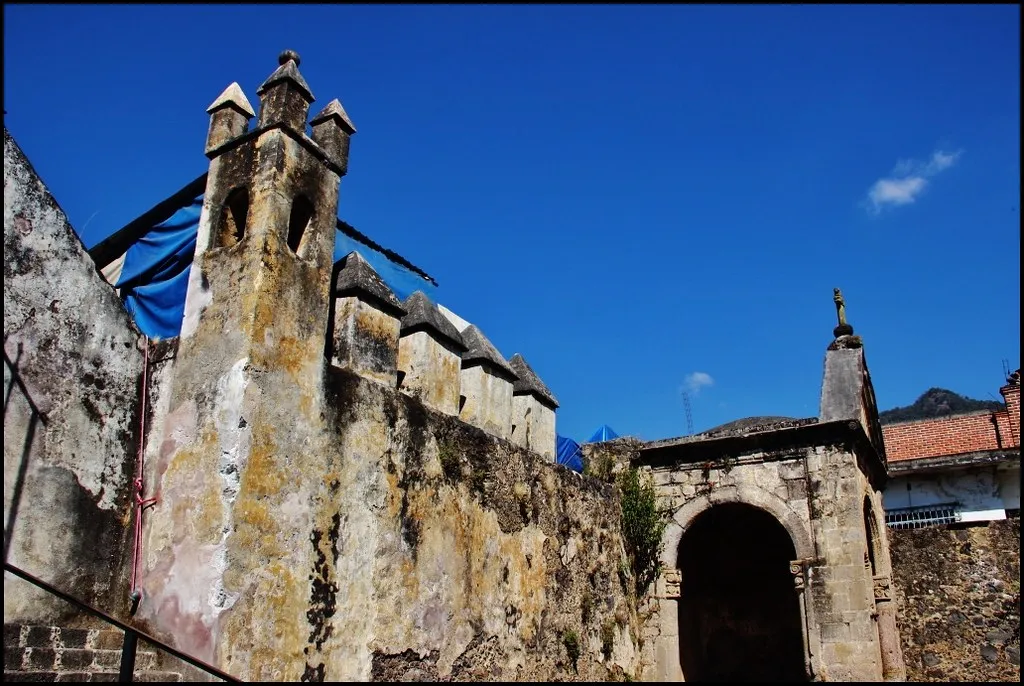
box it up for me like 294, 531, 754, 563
812, 289, 906, 681
138, 52, 357, 680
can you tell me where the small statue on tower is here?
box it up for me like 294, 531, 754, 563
833, 288, 855, 338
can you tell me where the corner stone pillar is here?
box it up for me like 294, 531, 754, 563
873, 574, 906, 681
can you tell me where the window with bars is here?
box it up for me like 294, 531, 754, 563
884, 503, 960, 530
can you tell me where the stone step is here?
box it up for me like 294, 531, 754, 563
3, 670, 183, 682
6, 646, 157, 672
4, 624, 155, 653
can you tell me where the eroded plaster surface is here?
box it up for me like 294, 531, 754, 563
4, 127, 142, 624
511, 395, 556, 460
398, 331, 462, 416
141, 363, 641, 681
459, 365, 514, 438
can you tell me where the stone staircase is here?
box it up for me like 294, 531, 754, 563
4, 624, 183, 682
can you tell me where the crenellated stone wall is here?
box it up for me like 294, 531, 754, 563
124, 53, 614, 682
326, 367, 639, 682
134, 353, 640, 681
5, 51, 587, 683
340, 282, 561, 454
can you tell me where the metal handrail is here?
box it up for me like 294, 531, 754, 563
4, 561, 240, 682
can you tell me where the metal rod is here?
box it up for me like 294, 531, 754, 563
3, 561, 240, 682
118, 628, 138, 683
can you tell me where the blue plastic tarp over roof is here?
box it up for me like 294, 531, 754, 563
556, 435, 583, 473
587, 424, 619, 443
115, 197, 202, 339
112, 193, 437, 338
556, 425, 621, 474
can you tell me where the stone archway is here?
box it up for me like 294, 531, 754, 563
676, 502, 808, 683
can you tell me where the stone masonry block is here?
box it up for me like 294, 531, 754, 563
24, 627, 55, 649
55, 629, 90, 649
5, 646, 25, 670
820, 622, 851, 641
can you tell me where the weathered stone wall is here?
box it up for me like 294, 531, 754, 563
4, 127, 141, 625
398, 330, 463, 416
331, 295, 402, 388
510, 394, 556, 460
139, 364, 641, 681
459, 364, 514, 439
581, 437, 643, 481
804, 445, 898, 682
890, 518, 1020, 682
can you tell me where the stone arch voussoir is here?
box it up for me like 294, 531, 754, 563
660, 484, 814, 568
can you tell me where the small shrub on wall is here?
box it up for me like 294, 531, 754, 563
617, 467, 667, 593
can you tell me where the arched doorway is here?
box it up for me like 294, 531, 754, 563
677, 502, 808, 682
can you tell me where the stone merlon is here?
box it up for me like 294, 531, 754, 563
206, 82, 255, 118
205, 82, 256, 155
333, 251, 406, 318
254, 50, 315, 133
310, 98, 356, 135
256, 52, 314, 103
461, 325, 517, 381
400, 291, 467, 353
509, 353, 558, 409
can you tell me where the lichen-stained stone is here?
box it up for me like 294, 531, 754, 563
890, 519, 1020, 683
122, 52, 643, 683
397, 292, 466, 416
508, 354, 558, 460
320, 368, 642, 682
136, 52, 345, 679
4, 127, 142, 626
331, 251, 405, 387
459, 325, 517, 439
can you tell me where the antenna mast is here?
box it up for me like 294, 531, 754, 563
682, 390, 694, 436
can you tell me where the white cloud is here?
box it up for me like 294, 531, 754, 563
682, 372, 714, 395
868, 177, 928, 208
865, 149, 962, 215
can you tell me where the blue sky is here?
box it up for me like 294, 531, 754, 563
4, 4, 1020, 442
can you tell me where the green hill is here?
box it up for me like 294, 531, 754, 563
879, 387, 1005, 425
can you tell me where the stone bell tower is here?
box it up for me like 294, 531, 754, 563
181, 48, 355, 359
138, 52, 358, 680
814, 288, 906, 681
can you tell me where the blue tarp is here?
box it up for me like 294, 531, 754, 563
115, 198, 203, 339
555, 424, 621, 474
112, 193, 437, 338
587, 424, 619, 443
556, 435, 584, 473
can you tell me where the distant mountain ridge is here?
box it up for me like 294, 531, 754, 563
878, 387, 1005, 425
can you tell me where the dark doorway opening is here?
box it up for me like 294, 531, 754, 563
678, 503, 807, 682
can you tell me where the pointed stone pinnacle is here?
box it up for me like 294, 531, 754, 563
257, 58, 314, 102
333, 251, 405, 317
206, 82, 255, 118
401, 292, 467, 352
509, 353, 559, 408
461, 325, 517, 380
311, 99, 356, 135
